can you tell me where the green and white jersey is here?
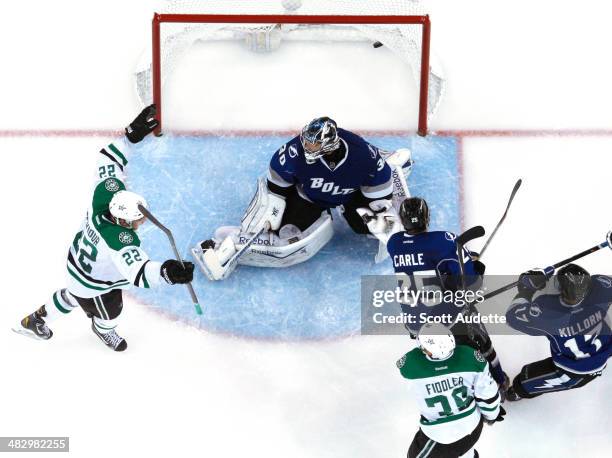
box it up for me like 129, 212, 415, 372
64, 139, 162, 299
397, 345, 501, 444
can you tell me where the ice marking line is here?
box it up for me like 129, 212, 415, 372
3, 128, 612, 138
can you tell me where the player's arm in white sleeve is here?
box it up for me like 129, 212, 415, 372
95, 137, 130, 184
474, 361, 503, 422
94, 104, 159, 186
111, 245, 163, 289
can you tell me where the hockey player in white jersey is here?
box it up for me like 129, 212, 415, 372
14, 106, 194, 351
397, 323, 506, 458
192, 116, 413, 280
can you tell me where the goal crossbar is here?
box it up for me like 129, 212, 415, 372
152, 13, 431, 136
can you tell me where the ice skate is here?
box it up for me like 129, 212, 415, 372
12, 306, 53, 340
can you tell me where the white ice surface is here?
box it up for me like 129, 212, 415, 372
1, 1, 611, 457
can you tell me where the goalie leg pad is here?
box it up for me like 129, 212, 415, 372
241, 177, 286, 233
238, 213, 334, 268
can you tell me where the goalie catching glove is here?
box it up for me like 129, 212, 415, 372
125, 104, 159, 144
161, 260, 194, 285
356, 199, 400, 243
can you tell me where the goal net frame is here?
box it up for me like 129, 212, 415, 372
151, 13, 432, 136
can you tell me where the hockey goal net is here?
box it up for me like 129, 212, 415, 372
135, 0, 444, 136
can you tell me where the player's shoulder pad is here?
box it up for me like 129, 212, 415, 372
273, 136, 301, 163
387, 230, 406, 246
428, 231, 457, 242
397, 348, 427, 379
98, 223, 141, 252
593, 275, 612, 289
454, 345, 488, 371
92, 177, 126, 213
337, 127, 366, 146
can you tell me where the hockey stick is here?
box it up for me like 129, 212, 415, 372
192, 222, 270, 281
476, 178, 522, 260
483, 239, 610, 301
138, 205, 202, 315
456, 225, 486, 290
222, 223, 269, 273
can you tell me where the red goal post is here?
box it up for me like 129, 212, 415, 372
151, 13, 432, 136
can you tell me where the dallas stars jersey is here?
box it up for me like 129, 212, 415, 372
64, 139, 161, 299
397, 345, 500, 444
267, 128, 393, 208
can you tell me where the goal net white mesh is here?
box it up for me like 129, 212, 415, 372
135, 0, 444, 126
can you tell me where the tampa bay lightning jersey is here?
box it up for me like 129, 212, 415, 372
506, 275, 612, 374
386, 230, 481, 331
386, 230, 480, 284
267, 128, 393, 208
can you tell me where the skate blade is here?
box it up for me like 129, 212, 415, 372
11, 326, 48, 341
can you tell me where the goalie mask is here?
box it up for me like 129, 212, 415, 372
417, 323, 456, 360
556, 263, 591, 306
109, 190, 148, 229
300, 117, 340, 162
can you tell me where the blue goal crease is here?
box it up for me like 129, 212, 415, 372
127, 134, 460, 340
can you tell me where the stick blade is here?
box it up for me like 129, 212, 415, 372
457, 225, 485, 245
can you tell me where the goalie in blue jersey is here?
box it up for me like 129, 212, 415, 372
193, 117, 412, 280
505, 262, 612, 401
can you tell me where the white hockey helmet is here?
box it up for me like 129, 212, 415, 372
417, 323, 456, 360
109, 191, 148, 226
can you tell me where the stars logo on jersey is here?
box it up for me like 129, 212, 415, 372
474, 350, 485, 363
105, 178, 120, 192
119, 231, 134, 245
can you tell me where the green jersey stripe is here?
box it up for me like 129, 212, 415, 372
53, 292, 72, 314
99, 148, 124, 171
477, 404, 499, 412
420, 403, 476, 426
108, 143, 128, 166
68, 252, 128, 287
67, 266, 130, 292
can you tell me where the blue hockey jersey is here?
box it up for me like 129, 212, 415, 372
267, 128, 393, 208
386, 230, 480, 285
386, 230, 482, 332
506, 275, 612, 374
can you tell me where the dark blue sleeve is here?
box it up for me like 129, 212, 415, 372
361, 144, 393, 199
505, 299, 547, 336
267, 137, 300, 188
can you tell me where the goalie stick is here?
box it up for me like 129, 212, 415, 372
138, 205, 202, 315
192, 222, 271, 281
476, 178, 522, 261
483, 237, 611, 301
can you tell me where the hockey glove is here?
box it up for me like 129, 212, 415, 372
518, 268, 551, 293
125, 104, 159, 143
161, 260, 195, 285
484, 406, 506, 425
